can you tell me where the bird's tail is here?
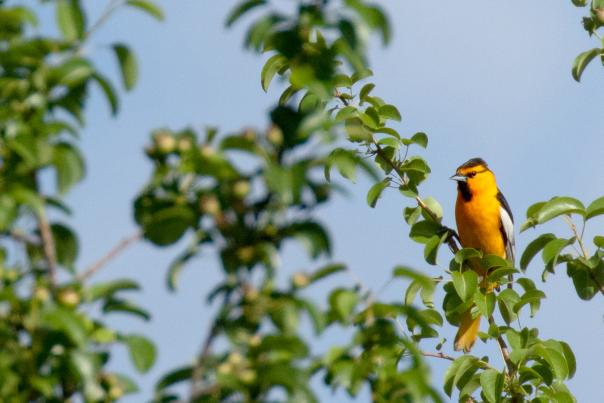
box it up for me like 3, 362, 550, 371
454, 309, 481, 353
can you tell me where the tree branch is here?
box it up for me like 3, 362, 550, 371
372, 141, 460, 253
77, 231, 142, 282
563, 215, 589, 259
189, 293, 230, 400
421, 351, 455, 361
6, 229, 40, 246
488, 315, 513, 374
37, 209, 57, 286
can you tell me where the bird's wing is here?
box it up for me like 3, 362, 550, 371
497, 190, 515, 263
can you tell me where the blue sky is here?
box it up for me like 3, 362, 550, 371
44, 0, 604, 401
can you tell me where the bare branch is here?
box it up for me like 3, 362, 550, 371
77, 231, 142, 282
421, 351, 455, 361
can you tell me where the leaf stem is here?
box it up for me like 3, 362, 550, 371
77, 231, 142, 282
563, 215, 589, 259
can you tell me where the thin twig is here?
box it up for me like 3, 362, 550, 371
189, 293, 230, 400
6, 229, 40, 246
561, 216, 604, 295
373, 141, 460, 253
563, 215, 589, 259
86, 0, 124, 41
421, 351, 455, 361
37, 209, 57, 286
77, 231, 142, 282
488, 315, 513, 374
189, 324, 219, 398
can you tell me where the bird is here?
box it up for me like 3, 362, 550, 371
450, 157, 515, 352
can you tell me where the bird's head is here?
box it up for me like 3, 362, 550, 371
450, 157, 497, 199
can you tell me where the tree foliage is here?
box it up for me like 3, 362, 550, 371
0, 0, 603, 402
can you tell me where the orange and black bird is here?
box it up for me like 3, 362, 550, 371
450, 158, 515, 352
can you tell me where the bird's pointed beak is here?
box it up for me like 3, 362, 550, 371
450, 174, 467, 182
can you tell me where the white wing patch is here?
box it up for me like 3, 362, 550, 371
500, 206, 515, 263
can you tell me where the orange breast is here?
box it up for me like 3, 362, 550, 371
455, 193, 505, 258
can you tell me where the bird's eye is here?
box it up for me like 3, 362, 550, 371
467, 171, 477, 178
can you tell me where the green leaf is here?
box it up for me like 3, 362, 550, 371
308, 263, 346, 284
359, 83, 375, 102
86, 279, 140, 301
451, 270, 478, 302
226, 0, 266, 27
521, 197, 586, 231
572, 47, 601, 82
497, 288, 520, 325
421, 196, 443, 222
344, 117, 372, 143
444, 355, 477, 396
51, 223, 79, 269
542, 237, 573, 267
410, 132, 428, 148
520, 233, 556, 270
327, 148, 360, 181
586, 196, 604, 219
329, 288, 359, 323
480, 369, 503, 403
56, 0, 85, 41
143, 206, 195, 246
41, 306, 87, 346
537, 197, 585, 224
335, 106, 357, 121
378, 104, 401, 121
424, 232, 448, 265
155, 366, 193, 391
285, 221, 331, 258
103, 298, 151, 321
594, 235, 604, 248
298, 298, 326, 335
70, 350, 104, 401
409, 220, 443, 243
261, 54, 288, 92
559, 341, 576, 379
123, 334, 156, 373
113, 373, 139, 395
403, 206, 421, 225
366, 178, 389, 208
113, 43, 139, 90
167, 242, 200, 291
56, 58, 94, 88
513, 289, 546, 316
536, 345, 568, 380
126, 0, 164, 21
455, 248, 483, 264
453, 355, 480, 395
474, 289, 496, 317
566, 260, 598, 300
279, 85, 298, 105
53, 142, 85, 194
92, 73, 119, 115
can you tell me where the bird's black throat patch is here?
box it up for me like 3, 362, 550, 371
458, 181, 472, 201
